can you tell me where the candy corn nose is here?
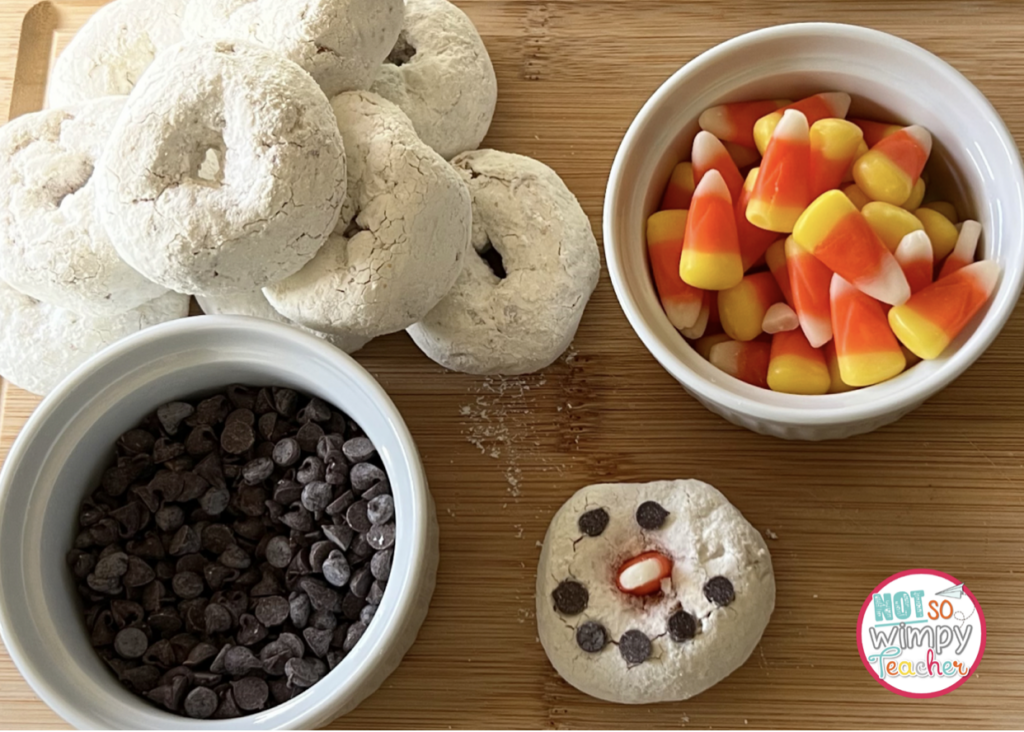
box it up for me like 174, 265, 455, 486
616, 551, 673, 596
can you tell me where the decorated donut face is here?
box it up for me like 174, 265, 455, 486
536, 480, 775, 704
551, 499, 737, 667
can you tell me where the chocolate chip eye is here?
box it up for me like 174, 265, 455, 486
635, 501, 669, 530
618, 629, 652, 665
552, 580, 589, 615
668, 610, 697, 642
577, 508, 609, 537
575, 621, 607, 653
703, 576, 736, 607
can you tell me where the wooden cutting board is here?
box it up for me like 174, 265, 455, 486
3, 1, 1024, 728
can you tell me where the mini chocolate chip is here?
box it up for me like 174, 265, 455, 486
192, 671, 223, 688
298, 398, 332, 424
578, 508, 610, 537
212, 688, 242, 719
310, 608, 338, 631
346, 500, 371, 533
231, 676, 269, 711
158, 402, 194, 435
636, 501, 669, 530
341, 590, 366, 621
194, 453, 225, 489
284, 657, 326, 688
119, 428, 156, 454
265, 536, 293, 568
218, 545, 251, 570
552, 580, 588, 615
618, 629, 652, 665
362, 481, 391, 502
254, 596, 290, 627
272, 388, 299, 417
242, 457, 274, 484
322, 524, 353, 552
147, 676, 188, 712
152, 436, 185, 464
290, 593, 311, 628
223, 646, 262, 676
280, 508, 314, 532
205, 604, 234, 635
236, 613, 267, 646
154, 505, 185, 533
199, 486, 230, 516
309, 540, 333, 572
367, 580, 386, 606
342, 622, 368, 653
576, 621, 607, 653
172, 571, 204, 599
325, 490, 355, 518
69, 550, 96, 579
273, 479, 303, 506
185, 424, 219, 456
322, 550, 351, 587
184, 641, 219, 667
370, 548, 393, 581
272, 437, 301, 467
350, 463, 386, 493
296, 422, 325, 453
301, 481, 333, 513
668, 610, 697, 642
87, 573, 122, 595
201, 524, 235, 554
367, 522, 396, 551
169, 525, 200, 556
703, 576, 735, 607
317, 434, 345, 461
327, 650, 345, 670
366, 495, 394, 526
359, 604, 377, 624
220, 420, 255, 455
114, 627, 149, 659
184, 686, 218, 719
296, 456, 325, 484
303, 627, 332, 658
94, 552, 129, 579
342, 437, 376, 463
122, 664, 161, 693
250, 568, 283, 597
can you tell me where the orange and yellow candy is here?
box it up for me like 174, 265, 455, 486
718, 272, 783, 342
853, 125, 932, 206
679, 169, 743, 291
693, 131, 745, 204
823, 341, 855, 394
938, 220, 982, 280
767, 329, 831, 395
849, 117, 902, 148
893, 230, 934, 295
661, 162, 695, 210
792, 190, 911, 306
862, 201, 925, 253
699, 98, 790, 149
888, 260, 1001, 360
809, 118, 864, 197
830, 275, 907, 387
785, 235, 834, 348
709, 340, 772, 388
646, 210, 705, 329
746, 109, 812, 233
734, 168, 779, 270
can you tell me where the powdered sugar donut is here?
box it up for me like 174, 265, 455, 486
265, 92, 471, 339
0, 97, 171, 316
196, 290, 371, 354
94, 40, 346, 297
407, 150, 600, 375
0, 280, 189, 395
182, 0, 403, 97
537, 480, 775, 704
47, 0, 187, 107
370, 0, 497, 159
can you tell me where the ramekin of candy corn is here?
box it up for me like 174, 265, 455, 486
604, 23, 1024, 441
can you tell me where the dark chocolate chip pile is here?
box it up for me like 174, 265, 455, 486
703, 576, 736, 607
66, 385, 395, 719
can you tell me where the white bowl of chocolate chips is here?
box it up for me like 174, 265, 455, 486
0, 316, 438, 729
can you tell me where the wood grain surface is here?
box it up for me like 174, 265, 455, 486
2, 1, 1024, 728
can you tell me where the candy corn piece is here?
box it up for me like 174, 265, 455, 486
692, 131, 745, 204
862, 201, 925, 252
753, 92, 852, 154
718, 272, 783, 341
699, 98, 790, 148
823, 341, 855, 393
792, 190, 911, 306
938, 220, 982, 279
679, 169, 743, 290
762, 302, 799, 334
679, 291, 712, 339
786, 235, 834, 347
843, 183, 871, 210
831, 275, 907, 387
849, 118, 903, 148
734, 168, 778, 270
922, 201, 958, 223
901, 177, 926, 211
646, 210, 705, 329
894, 230, 934, 295
709, 340, 771, 388
694, 332, 731, 360
853, 125, 932, 206
809, 118, 864, 197
765, 238, 794, 305
724, 141, 761, 170
888, 260, 1000, 360
914, 207, 959, 260
661, 162, 695, 210
767, 329, 831, 395
746, 110, 812, 233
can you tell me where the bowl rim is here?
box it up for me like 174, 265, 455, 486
0, 316, 432, 729
603, 21, 1024, 427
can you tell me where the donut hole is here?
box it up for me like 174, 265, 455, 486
477, 241, 507, 279
385, 32, 417, 67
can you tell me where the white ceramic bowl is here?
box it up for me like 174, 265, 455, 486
604, 23, 1024, 440
0, 316, 438, 729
